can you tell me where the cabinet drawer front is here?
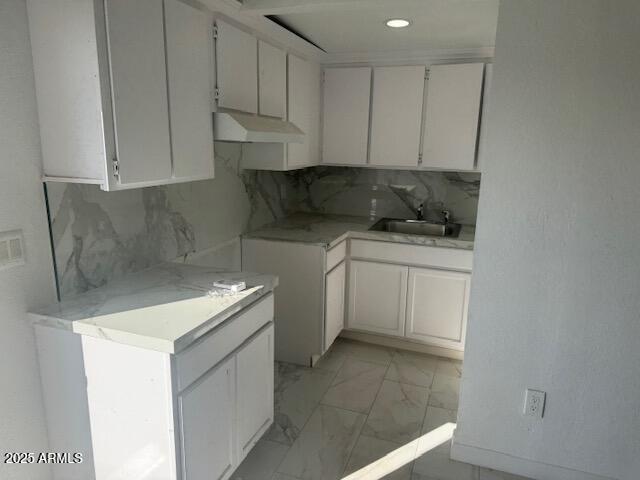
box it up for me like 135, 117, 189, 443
350, 239, 473, 272
326, 240, 347, 272
176, 294, 274, 391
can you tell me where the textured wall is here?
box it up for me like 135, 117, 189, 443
0, 1, 57, 478
454, 1, 640, 479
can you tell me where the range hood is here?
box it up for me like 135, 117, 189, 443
213, 111, 305, 143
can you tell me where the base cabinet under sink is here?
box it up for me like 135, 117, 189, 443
346, 240, 472, 352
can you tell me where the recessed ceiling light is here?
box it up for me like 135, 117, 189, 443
385, 18, 411, 28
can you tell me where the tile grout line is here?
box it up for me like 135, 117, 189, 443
340, 347, 396, 479
271, 361, 341, 479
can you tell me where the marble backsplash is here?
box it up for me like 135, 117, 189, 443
47, 143, 479, 299
282, 167, 480, 225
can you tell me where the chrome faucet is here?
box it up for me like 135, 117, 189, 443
442, 210, 451, 224
416, 203, 425, 221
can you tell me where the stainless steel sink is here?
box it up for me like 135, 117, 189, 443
369, 218, 461, 238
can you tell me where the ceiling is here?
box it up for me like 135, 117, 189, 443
242, 0, 499, 56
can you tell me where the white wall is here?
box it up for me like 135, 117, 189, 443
0, 1, 57, 479
453, 1, 640, 479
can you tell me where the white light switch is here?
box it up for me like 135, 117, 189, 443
0, 230, 25, 269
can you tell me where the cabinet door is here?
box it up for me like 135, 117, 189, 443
406, 267, 470, 350
165, 0, 215, 180
288, 55, 321, 168
322, 68, 371, 165
105, 0, 172, 185
179, 357, 235, 480
215, 20, 258, 113
325, 261, 346, 351
422, 63, 484, 170
236, 324, 274, 459
369, 66, 425, 167
475, 63, 492, 172
259, 41, 286, 118
347, 260, 408, 337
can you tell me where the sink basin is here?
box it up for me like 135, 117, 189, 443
369, 218, 461, 238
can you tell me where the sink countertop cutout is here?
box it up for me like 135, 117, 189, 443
243, 212, 475, 250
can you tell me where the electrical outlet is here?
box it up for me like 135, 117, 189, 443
524, 389, 546, 418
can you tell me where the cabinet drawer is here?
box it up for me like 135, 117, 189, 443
326, 240, 347, 272
350, 239, 473, 272
175, 294, 274, 391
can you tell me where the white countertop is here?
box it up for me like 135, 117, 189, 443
243, 212, 475, 250
29, 263, 278, 354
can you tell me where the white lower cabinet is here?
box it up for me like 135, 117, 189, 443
236, 326, 274, 458
346, 240, 472, 352
179, 357, 236, 480
325, 261, 346, 351
35, 294, 275, 480
406, 267, 470, 350
347, 260, 408, 337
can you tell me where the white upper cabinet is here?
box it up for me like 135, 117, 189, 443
475, 63, 493, 172
422, 63, 485, 170
288, 54, 321, 168
258, 41, 286, 118
322, 67, 371, 165
369, 66, 426, 168
165, 0, 215, 180
105, 0, 173, 185
215, 20, 258, 114
241, 54, 321, 171
27, 0, 216, 191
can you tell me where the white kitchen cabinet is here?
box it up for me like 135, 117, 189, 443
241, 54, 322, 171
215, 20, 258, 114
34, 293, 275, 480
325, 261, 346, 351
242, 239, 326, 364
475, 63, 493, 172
105, 0, 173, 185
347, 260, 408, 337
422, 63, 485, 170
369, 66, 426, 168
27, 0, 216, 191
236, 326, 274, 458
288, 54, 321, 168
165, 0, 215, 180
179, 357, 236, 480
258, 40, 286, 118
406, 267, 470, 350
322, 67, 371, 165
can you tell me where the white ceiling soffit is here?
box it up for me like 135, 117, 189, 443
241, 0, 498, 63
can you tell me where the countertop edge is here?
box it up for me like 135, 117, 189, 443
30, 278, 278, 355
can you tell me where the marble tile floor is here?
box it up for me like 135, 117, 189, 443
231, 338, 529, 480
